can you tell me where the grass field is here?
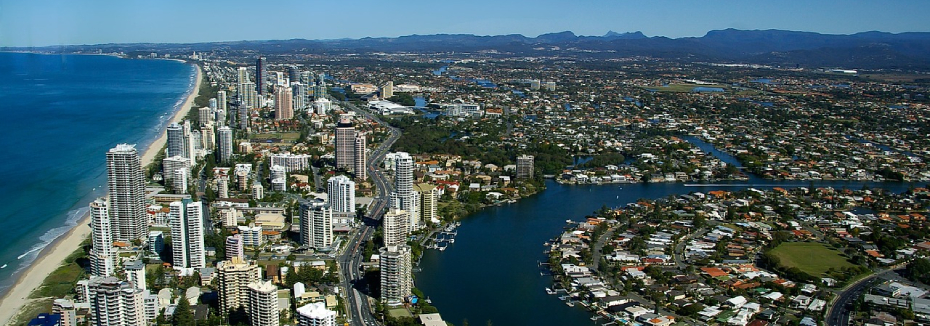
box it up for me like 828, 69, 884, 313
769, 242, 855, 276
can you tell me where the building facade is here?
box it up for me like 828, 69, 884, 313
107, 144, 146, 242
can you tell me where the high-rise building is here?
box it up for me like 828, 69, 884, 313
247, 280, 279, 326
327, 175, 355, 214
123, 260, 146, 292
354, 133, 367, 181
296, 302, 336, 326
275, 86, 293, 120
217, 257, 261, 313
255, 57, 266, 95
107, 144, 146, 242
251, 184, 264, 200
382, 209, 408, 247
335, 119, 355, 170
166, 123, 185, 158
172, 167, 189, 194
199, 107, 213, 126
201, 127, 215, 151
379, 245, 412, 306
270, 153, 312, 173
516, 154, 535, 179
414, 183, 440, 224
237, 67, 250, 86
238, 82, 257, 108
217, 175, 229, 198
217, 126, 233, 164
381, 81, 393, 99
88, 277, 145, 326
226, 234, 244, 261
89, 199, 114, 277
238, 105, 250, 130
169, 200, 205, 269
217, 90, 227, 112
300, 202, 333, 249
292, 83, 307, 111
391, 152, 419, 231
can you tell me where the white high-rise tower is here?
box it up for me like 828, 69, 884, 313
107, 144, 146, 241
89, 198, 115, 277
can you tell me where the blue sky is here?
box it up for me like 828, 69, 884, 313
2, 0, 929, 47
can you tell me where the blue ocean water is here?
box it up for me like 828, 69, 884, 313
0, 52, 195, 295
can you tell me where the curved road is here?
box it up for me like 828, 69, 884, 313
337, 99, 400, 326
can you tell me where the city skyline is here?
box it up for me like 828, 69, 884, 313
3, 0, 930, 47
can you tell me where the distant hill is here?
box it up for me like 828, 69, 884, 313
9, 29, 930, 69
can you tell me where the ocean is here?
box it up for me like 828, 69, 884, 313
0, 52, 195, 295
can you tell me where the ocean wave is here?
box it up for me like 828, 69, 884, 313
13, 207, 86, 268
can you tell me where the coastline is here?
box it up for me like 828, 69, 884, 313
0, 63, 203, 326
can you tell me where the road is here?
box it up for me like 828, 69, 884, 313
825, 269, 901, 326
337, 99, 400, 326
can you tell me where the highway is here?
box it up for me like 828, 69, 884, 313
825, 268, 902, 326
337, 99, 400, 326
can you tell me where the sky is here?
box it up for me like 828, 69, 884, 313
2, 0, 929, 47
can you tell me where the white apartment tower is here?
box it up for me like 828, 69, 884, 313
354, 133, 367, 181
327, 175, 355, 214
300, 202, 333, 249
107, 144, 146, 242
88, 277, 145, 326
382, 208, 409, 247
296, 302, 336, 326
247, 281, 279, 326
217, 126, 233, 164
379, 245, 412, 306
89, 198, 114, 277
217, 257, 261, 313
391, 152, 419, 231
166, 123, 185, 158
169, 200, 205, 269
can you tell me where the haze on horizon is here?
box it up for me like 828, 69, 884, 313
2, 0, 929, 47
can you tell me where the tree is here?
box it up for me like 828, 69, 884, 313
173, 295, 195, 326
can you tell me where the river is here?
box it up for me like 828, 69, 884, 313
416, 164, 920, 325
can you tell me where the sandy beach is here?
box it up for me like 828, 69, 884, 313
0, 63, 203, 326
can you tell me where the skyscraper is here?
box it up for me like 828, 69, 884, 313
255, 57, 266, 95
107, 144, 146, 242
296, 302, 336, 326
517, 154, 535, 179
217, 126, 233, 164
326, 175, 355, 214
225, 234, 244, 261
89, 198, 114, 277
275, 86, 293, 120
217, 257, 261, 313
300, 202, 333, 249
217, 90, 227, 112
247, 280, 279, 326
382, 208, 408, 247
88, 277, 145, 326
391, 152, 419, 231
335, 118, 355, 170
414, 183, 440, 224
354, 133, 367, 181
379, 245, 412, 306
166, 123, 185, 158
199, 107, 213, 126
169, 200, 205, 269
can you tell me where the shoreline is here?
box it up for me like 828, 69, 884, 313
0, 63, 203, 326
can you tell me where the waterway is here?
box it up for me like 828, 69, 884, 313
416, 166, 920, 324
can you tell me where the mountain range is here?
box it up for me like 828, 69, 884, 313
11, 29, 930, 70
